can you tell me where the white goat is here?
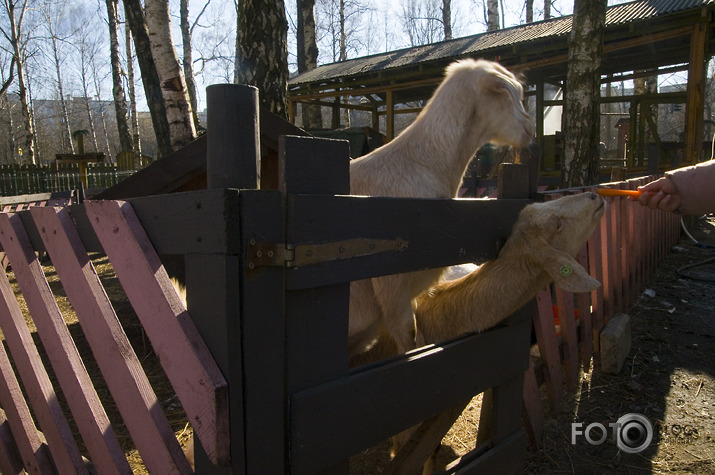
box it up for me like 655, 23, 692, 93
415, 192, 604, 342
348, 59, 534, 357
350, 192, 605, 365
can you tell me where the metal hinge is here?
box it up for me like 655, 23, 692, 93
246, 237, 408, 269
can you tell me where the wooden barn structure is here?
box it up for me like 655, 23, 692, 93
288, 0, 715, 172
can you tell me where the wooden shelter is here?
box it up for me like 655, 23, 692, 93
288, 0, 715, 169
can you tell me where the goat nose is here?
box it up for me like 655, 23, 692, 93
587, 191, 597, 200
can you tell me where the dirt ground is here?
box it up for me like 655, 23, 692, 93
7, 216, 715, 473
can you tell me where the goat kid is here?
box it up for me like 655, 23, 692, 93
348, 59, 534, 357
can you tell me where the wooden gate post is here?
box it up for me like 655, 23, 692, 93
188, 84, 262, 473
206, 84, 260, 189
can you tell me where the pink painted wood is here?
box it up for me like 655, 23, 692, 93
0, 339, 54, 474
576, 246, 593, 371
555, 288, 578, 390
0, 213, 131, 474
521, 358, 544, 448
30, 206, 193, 474
0, 408, 25, 474
84, 200, 229, 466
533, 289, 561, 413
0, 256, 86, 473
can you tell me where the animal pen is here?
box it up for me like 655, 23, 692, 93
0, 85, 681, 474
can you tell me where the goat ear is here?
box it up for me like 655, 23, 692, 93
543, 251, 601, 293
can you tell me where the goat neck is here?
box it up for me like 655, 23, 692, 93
415, 253, 547, 344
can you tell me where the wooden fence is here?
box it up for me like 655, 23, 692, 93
0, 163, 133, 197
0, 84, 682, 473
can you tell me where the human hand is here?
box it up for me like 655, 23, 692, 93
636, 176, 682, 213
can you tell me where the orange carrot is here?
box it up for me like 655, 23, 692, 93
597, 188, 643, 198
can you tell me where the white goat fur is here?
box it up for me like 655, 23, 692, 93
348, 59, 534, 357
415, 192, 604, 343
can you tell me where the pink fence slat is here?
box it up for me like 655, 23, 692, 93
29, 206, 193, 474
533, 290, 561, 413
0, 409, 25, 475
0, 342, 53, 474
85, 200, 229, 466
521, 359, 544, 448
0, 214, 131, 475
587, 218, 605, 352
0, 264, 87, 473
555, 289, 579, 390
576, 247, 593, 370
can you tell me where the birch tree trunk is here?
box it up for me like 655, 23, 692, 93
43, 3, 74, 154
123, 0, 173, 158
235, 0, 289, 118
443, 0, 452, 39
126, 25, 142, 158
6, 0, 36, 164
297, 0, 323, 128
487, 0, 499, 31
106, 0, 133, 153
180, 0, 202, 131
145, 0, 196, 150
561, 0, 606, 188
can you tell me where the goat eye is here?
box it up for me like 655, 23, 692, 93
555, 218, 563, 230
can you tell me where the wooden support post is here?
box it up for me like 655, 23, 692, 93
684, 20, 707, 164
280, 135, 351, 474
497, 163, 530, 199
206, 84, 260, 189
191, 83, 263, 473
386, 90, 395, 141
535, 78, 545, 156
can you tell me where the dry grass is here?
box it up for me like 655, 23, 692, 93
3, 254, 191, 473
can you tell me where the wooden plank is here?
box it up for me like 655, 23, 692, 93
206, 84, 260, 190
0, 409, 25, 475
556, 288, 579, 390
29, 206, 192, 473
281, 135, 351, 473
522, 359, 544, 449
0, 337, 54, 474
83, 200, 229, 466
386, 399, 470, 474
577, 248, 594, 371
237, 190, 287, 473
589, 209, 605, 350
283, 196, 529, 289
0, 214, 130, 474
290, 313, 531, 473
0, 254, 86, 473
533, 290, 561, 413
446, 430, 526, 475
184, 253, 242, 474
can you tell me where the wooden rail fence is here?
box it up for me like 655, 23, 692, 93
0, 163, 133, 197
0, 83, 682, 473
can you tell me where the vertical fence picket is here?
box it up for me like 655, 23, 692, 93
534, 289, 562, 413
30, 206, 193, 474
85, 200, 229, 467
0, 250, 86, 473
0, 331, 55, 474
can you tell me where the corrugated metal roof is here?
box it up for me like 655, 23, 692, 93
289, 0, 714, 88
